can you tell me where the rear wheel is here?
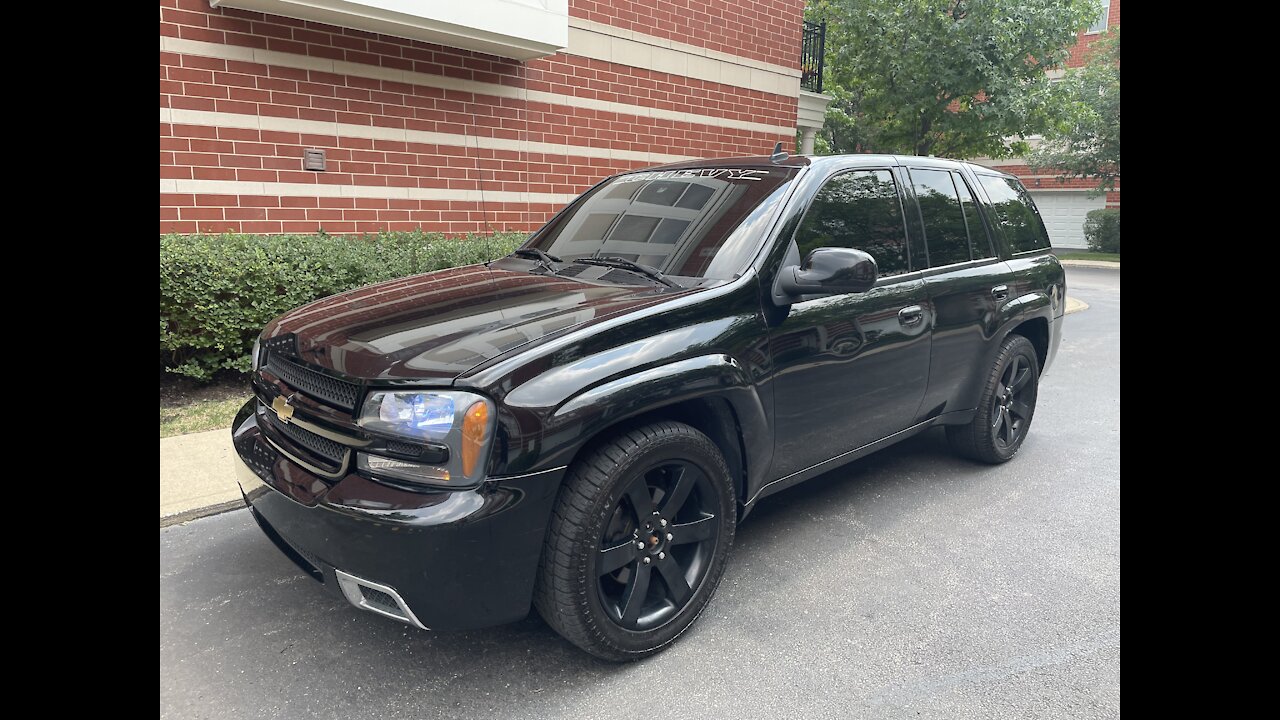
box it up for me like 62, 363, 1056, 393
947, 334, 1040, 464
534, 421, 736, 661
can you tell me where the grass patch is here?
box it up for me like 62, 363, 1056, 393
161, 376, 251, 438
1056, 252, 1119, 262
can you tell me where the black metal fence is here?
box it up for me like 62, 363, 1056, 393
801, 20, 826, 93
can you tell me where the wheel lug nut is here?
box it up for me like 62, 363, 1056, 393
642, 557, 651, 564
658, 552, 665, 560
636, 541, 645, 549
659, 519, 667, 527
666, 533, 673, 541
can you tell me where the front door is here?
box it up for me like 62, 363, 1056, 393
767, 168, 932, 480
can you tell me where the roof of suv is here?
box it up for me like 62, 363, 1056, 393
643, 153, 1013, 178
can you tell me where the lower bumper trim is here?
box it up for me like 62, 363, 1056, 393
334, 569, 430, 630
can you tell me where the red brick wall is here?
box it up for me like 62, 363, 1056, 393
570, 0, 802, 68
1066, 0, 1120, 67
159, 0, 805, 235
997, 164, 1120, 210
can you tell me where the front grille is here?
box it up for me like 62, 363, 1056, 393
265, 352, 361, 410
268, 414, 347, 466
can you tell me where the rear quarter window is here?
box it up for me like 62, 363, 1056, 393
977, 175, 1052, 254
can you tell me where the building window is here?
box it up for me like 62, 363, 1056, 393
1086, 0, 1110, 34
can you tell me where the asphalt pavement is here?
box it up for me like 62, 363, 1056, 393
160, 266, 1120, 720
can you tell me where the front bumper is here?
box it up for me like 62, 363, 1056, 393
231, 401, 565, 631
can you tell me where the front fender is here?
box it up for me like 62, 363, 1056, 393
492, 351, 771, 495
555, 354, 752, 419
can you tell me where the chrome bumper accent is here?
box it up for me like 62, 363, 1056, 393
334, 569, 429, 630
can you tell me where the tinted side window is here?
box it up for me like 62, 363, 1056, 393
910, 169, 970, 267
977, 175, 1052, 253
954, 173, 994, 259
796, 169, 909, 276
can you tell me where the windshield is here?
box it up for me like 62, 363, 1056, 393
524, 166, 799, 280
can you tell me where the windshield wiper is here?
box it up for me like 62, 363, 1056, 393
509, 247, 563, 272
572, 256, 678, 288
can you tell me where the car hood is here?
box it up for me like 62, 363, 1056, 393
263, 264, 689, 382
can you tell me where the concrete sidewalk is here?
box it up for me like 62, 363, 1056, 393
160, 429, 241, 525
159, 290, 1096, 524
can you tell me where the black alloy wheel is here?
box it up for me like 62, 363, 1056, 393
596, 460, 721, 630
991, 354, 1034, 450
534, 421, 736, 661
947, 333, 1040, 464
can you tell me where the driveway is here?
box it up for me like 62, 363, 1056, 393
160, 266, 1120, 719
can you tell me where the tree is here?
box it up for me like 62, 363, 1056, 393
807, 0, 1098, 159
1028, 27, 1120, 191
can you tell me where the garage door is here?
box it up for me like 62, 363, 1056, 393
1028, 191, 1105, 249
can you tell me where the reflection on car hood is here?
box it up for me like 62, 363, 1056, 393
263, 264, 689, 382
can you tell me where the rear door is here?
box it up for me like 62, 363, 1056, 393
972, 171, 1063, 327
902, 164, 1017, 418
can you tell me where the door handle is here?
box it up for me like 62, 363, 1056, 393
991, 285, 1010, 301
898, 305, 923, 327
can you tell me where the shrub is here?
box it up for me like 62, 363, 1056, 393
1083, 209, 1120, 254
160, 231, 525, 381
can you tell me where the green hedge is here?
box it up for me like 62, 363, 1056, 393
1083, 209, 1120, 254
160, 231, 525, 381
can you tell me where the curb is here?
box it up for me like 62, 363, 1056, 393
1064, 296, 1088, 316
1060, 259, 1120, 269
160, 428, 242, 522
161, 499, 245, 529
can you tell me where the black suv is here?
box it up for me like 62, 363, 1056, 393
233, 153, 1064, 660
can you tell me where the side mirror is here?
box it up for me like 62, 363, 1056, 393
777, 247, 878, 297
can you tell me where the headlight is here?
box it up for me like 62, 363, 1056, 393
356, 391, 495, 487
251, 337, 262, 372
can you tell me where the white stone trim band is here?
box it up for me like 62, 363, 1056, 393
162, 36, 796, 136
161, 108, 700, 165
565, 17, 799, 98
159, 177, 581, 205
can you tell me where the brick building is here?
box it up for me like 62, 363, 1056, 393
977, 0, 1121, 249
159, 0, 820, 236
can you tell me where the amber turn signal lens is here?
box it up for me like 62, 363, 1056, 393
461, 401, 490, 479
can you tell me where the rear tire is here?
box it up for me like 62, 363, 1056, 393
947, 334, 1040, 464
533, 421, 736, 661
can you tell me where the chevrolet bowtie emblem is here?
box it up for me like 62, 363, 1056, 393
272, 395, 295, 424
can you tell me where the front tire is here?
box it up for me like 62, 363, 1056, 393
947, 334, 1040, 464
534, 421, 736, 661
